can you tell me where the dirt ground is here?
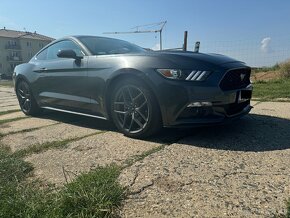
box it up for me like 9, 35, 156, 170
0, 86, 289, 217
251, 70, 282, 82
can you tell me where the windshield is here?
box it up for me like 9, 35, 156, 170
77, 36, 146, 55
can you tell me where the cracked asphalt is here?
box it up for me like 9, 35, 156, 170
0, 86, 289, 217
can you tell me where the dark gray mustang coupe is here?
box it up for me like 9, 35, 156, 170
14, 36, 252, 138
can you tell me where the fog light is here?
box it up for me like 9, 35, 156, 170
187, 101, 212, 107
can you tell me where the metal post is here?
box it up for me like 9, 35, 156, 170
160, 30, 162, 50
183, 31, 188, 51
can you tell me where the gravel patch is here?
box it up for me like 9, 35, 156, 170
25, 132, 162, 185
1, 122, 99, 152
0, 117, 57, 135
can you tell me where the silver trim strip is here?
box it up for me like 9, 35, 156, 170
42, 107, 107, 120
191, 70, 202, 80
186, 70, 196, 80
196, 71, 207, 81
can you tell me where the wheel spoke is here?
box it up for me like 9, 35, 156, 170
23, 99, 29, 110
18, 89, 25, 99
136, 100, 147, 110
133, 117, 143, 128
126, 87, 133, 101
128, 116, 134, 131
133, 92, 142, 101
114, 110, 126, 114
135, 109, 147, 121
122, 113, 129, 128
25, 93, 30, 98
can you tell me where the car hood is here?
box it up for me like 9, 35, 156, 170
153, 51, 243, 66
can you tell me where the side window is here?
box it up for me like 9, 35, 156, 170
36, 40, 84, 60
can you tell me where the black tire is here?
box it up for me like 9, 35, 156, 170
16, 80, 41, 116
110, 78, 161, 138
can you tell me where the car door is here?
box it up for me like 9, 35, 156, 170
33, 40, 92, 113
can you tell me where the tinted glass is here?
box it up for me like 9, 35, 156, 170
36, 49, 48, 60
36, 40, 83, 60
77, 36, 145, 55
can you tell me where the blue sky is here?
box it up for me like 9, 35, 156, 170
1, 0, 290, 66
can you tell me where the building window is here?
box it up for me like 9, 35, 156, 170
0, 63, 2, 69
8, 40, 17, 46
11, 51, 18, 57
27, 41, 32, 47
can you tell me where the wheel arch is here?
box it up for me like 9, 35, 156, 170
104, 68, 163, 123
14, 74, 30, 91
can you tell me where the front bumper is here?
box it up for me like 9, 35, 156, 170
154, 78, 253, 127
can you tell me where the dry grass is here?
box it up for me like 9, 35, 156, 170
279, 60, 290, 78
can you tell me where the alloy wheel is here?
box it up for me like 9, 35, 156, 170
17, 81, 32, 113
113, 85, 150, 134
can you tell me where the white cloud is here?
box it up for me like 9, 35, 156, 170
261, 37, 272, 53
151, 43, 160, 50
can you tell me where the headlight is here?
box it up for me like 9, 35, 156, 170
157, 69, 211, 81
156, 69, 183, 80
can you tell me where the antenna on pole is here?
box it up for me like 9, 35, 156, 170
103, 21, 167, 50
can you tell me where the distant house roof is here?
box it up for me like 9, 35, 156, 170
0, 28, 54, 41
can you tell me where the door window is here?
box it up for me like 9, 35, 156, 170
36, 40, 84, 60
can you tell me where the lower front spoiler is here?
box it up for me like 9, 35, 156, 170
164, 104, 252, 128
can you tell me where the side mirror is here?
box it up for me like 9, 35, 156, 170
57, 49, 83, 60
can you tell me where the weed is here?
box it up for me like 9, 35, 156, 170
57, 165, 124, 217
0, 117, 28, 125
0, 109, 20, 116
0, 146, 124, 218
13, 131, 105, 158
124, 144, 166, 168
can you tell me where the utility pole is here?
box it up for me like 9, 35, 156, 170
103, 21, 167, 50
183, 31, 188, 51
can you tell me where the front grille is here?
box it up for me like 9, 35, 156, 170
220, 68, 251, 91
